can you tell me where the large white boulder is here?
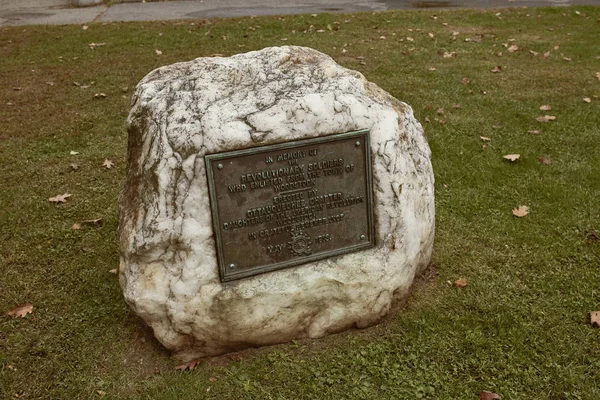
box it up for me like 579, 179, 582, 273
119, 46, 434, 361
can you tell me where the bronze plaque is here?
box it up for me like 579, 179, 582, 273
205, 129, 375, 282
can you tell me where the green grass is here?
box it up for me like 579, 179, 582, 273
1, 6, 599, 399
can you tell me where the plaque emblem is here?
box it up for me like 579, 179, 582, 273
288, 231, 312, 256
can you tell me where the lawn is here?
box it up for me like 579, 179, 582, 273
1, 5, 599, 399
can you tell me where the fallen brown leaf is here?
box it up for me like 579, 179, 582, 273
103, 159, 115, 169
209, 377, 218, 382
508, 44, 518, 52
529, 50, 539, 56
539, 104, 552, 111
72, 223, 81, 230
536, 115, 556, 122
480, 136, 491, 141
528, 130, 540, 135
480, 391, 502, 400
491, 66, 502, 73
453, 277, 467, 288
70, 163, 80, 171
49, 193, 72, 203
461, 77, 470, 85
538, 157, 551, 165
109, 269, 118, 274
83, 218, 103, 226
596, 72, 600, 80
542, 51, 551, 58
175, 359, 202, 371
94, 93, 107, 99
503, 154, 520, 162
155, 49, 162, 55
583, 97, 591, 103
88, 42, 106, 49
7, 302, 33, 318
512, 205, 529, 217
591, 311, 600, 327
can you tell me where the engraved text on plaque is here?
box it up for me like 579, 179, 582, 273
205, 129, 375, 281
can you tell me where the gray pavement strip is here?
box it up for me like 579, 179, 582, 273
1, 0, 598, 26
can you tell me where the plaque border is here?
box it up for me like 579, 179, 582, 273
205, 129, 375, 282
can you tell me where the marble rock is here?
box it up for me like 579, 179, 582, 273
119, 46, 434, 361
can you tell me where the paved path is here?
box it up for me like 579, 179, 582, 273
1, 0, 598, 26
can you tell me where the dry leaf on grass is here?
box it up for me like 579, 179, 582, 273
503, 154, 520, 162
155, 49, 162, 55
491, 66, 502, 73
480, 136, 491, 141
461, 77, 470, 85
70, 163, 80, 171
7, 302, 33, 318
103, 159, 115, 169
590, 311, 600, 327
70, 150, 80, 155
536, 115, 556, 122
480, 391, 502, 400
596, 72, 600, 80
49, 193, 72, 203
453, 277, 467, 287
583, 97, 591, 103
84, 218, 103, 226
538, 157, 551, 164
94, 93, 107, 99
528, 130, 540, 135
209, 377, 218, 382
109, 269, 118, 274
512, 205, 529, 217
539, 104, 552, 111
508, 44, 518, 52
88, 42, 106, 49
175, 359, 202, 371
72, 223, 81, 230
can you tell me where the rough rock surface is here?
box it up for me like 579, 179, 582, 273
119, 46, 434, 361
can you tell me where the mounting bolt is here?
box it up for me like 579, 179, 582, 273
355, 141, 361, 147
229, 263, 236, 269
360, 234, 366, 240
217, 163, 223, 170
